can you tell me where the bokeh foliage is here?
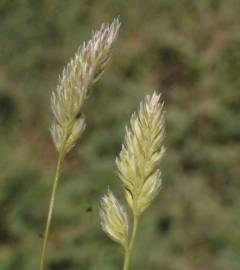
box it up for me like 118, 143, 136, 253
0, 1, 240, 270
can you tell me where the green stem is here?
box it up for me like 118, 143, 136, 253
123, 214, 139, 270
39, 140, 67, 270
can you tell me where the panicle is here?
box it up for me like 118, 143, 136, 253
116, 92, 165, 215
100, 189, 129, 249
50, 18, 121, 153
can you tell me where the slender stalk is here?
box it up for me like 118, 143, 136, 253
123, 214, 139, 270
39, 138, 67, 270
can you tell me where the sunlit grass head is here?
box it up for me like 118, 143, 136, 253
116, 92, 165, 216
50, 18, 121, 154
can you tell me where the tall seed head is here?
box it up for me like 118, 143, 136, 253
50, 18, 121, 153
116, 92, 165, 216
100, 189, 129, 249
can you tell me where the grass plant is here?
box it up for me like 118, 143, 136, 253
100, 92, 165, 270
39, 18, 120, 270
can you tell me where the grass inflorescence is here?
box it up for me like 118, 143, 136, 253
100, 92, 165, 270
39, 18, 121, 270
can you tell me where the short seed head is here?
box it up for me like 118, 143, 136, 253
100, 189, 129, 249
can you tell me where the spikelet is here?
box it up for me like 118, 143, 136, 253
50, 18, 121, 153
100, 190, 129, 249
116, 92, 165, 216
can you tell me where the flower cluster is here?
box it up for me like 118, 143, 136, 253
50, 18, 121, 153
100, 190, 129, 249
100, 92, 165, 248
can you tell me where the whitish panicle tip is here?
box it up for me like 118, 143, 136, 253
150, 91, 161, 105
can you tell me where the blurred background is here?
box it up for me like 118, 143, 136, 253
0, 1, 240, 269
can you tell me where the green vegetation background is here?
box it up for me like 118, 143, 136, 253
0, 1, 240, 269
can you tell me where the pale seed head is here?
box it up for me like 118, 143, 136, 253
99, 189, 129, 249
50, 18, 121, 153
116, 92, 165, 215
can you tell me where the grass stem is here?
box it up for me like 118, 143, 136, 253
123, 214, 139, 270
39, 139, 67, 270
